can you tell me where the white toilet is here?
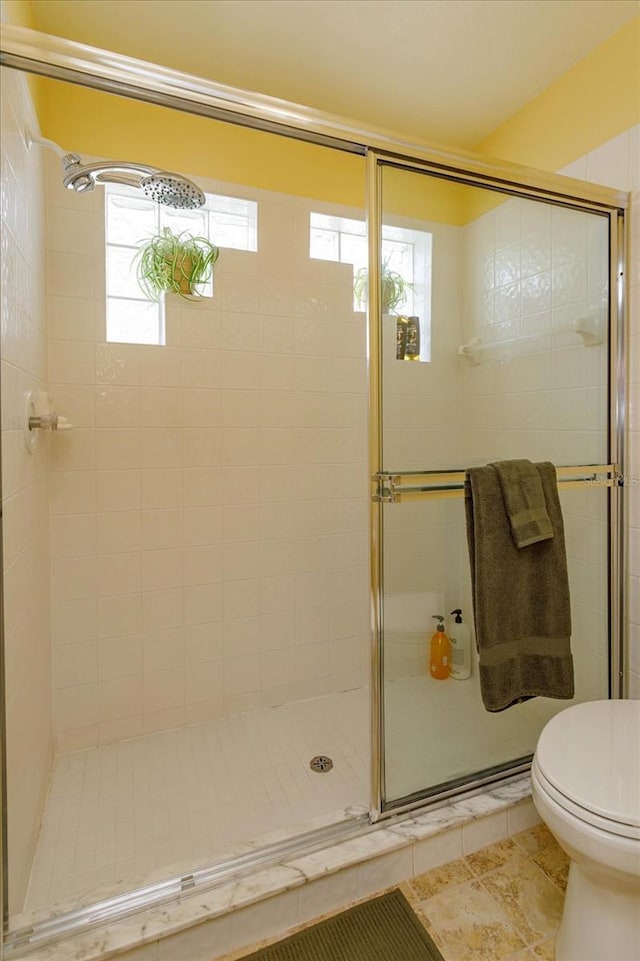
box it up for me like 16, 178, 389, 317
531, 699, 640, 961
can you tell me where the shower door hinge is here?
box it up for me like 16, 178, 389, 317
371, 473, 398, 503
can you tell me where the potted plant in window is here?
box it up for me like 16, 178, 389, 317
353, 261, 412, 315
135, 227, 220, 301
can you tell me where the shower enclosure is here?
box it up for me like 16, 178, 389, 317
0, 22, 627, 958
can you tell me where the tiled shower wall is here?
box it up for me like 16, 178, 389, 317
46, 166, 370, 752
381, 220, 464, 679
460, 194, 609, 704
33, 127, 637, 748
559, 127, 640, 698
458, 125, 639, 700
0, 67, 52, 912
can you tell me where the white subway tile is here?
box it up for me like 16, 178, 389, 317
141, 509, 182, 550
182, 347, 220, 388
143, 588, 184, 631
97, 593, 142, 639
98, 634, 142, 681
51, 556, 97, 601
223, 615, 261, 658
95, 428, 140, 470
49, 513, 96, 558
48, 296, 95, 342
96, 470, 141, 512
224, 654, 260, 696
183, 545, 222, 586
141, 468, 182, 510
142, 548, 183, 591
183, 427, 221, 467
184, 621, 223, 663
185, 659, 223, 705
224, 578, 261, 620
143, 667, 184, 714
54, 683, 98, 732
140, 387, 183, 428
97, 552, 142, 596
139, 346, 182, 387
181, 387, 221, 427
99, 675, 143, 723
184, 583, 222, 624
95, 387, 140, 429
52, 642, 97, 689
142, 628, 184, 673
182, 467, 221, 507
97, 511, 142, 554
52, 598, 98, 646
50, 470, 95, 514
95, 342, 140, 385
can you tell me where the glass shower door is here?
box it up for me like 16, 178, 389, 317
375, 161, 612, 809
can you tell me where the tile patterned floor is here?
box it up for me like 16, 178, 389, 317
218, 824, 568, 961
403, 823, 568, 961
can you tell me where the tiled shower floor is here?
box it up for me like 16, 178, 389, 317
23, 688, 369, 917
22, 676, 555, 922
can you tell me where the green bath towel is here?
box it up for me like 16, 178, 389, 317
493, 458, 554, 548
465, 461, 574, 712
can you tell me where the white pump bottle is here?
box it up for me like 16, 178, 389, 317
448, 609, 472, 679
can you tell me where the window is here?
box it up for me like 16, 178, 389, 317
105, 185, 258, 345
309, 212, 432, 360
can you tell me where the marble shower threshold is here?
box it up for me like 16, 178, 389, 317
8, 776, 536, 961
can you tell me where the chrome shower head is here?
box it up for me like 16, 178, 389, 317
140, 172, 205, 209
61, 155, 205, 209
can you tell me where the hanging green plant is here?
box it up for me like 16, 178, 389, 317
353, 261, 412, 315
135, 227, 220, 301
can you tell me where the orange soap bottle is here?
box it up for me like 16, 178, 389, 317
429, 615, 451, 680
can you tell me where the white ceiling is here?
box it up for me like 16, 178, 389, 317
32, 0, 639, 148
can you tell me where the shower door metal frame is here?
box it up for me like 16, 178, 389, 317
367, 149, 628, 821
0, 20, 629, 957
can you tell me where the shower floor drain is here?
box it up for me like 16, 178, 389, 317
309, 755, 333, 773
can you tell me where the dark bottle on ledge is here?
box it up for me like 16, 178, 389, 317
396, 316, 408, 359
405, 316, 420, 360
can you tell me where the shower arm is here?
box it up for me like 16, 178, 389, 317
27, 132, 156, 191
26, 132, 159, 183
62, 159, 159, 190
25, 130, 67, 158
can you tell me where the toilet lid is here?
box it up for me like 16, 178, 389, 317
535, 700, 640, 830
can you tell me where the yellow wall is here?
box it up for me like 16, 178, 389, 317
38, 79, 468, 224
477, 17, 640, 171
7, 7, 639, 221
4, 0, 35, 28
39, 81, 366, 208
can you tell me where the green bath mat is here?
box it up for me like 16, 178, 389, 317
239, 888, 444, 961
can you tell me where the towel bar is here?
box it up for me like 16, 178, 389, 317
372, 464, 616, 503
